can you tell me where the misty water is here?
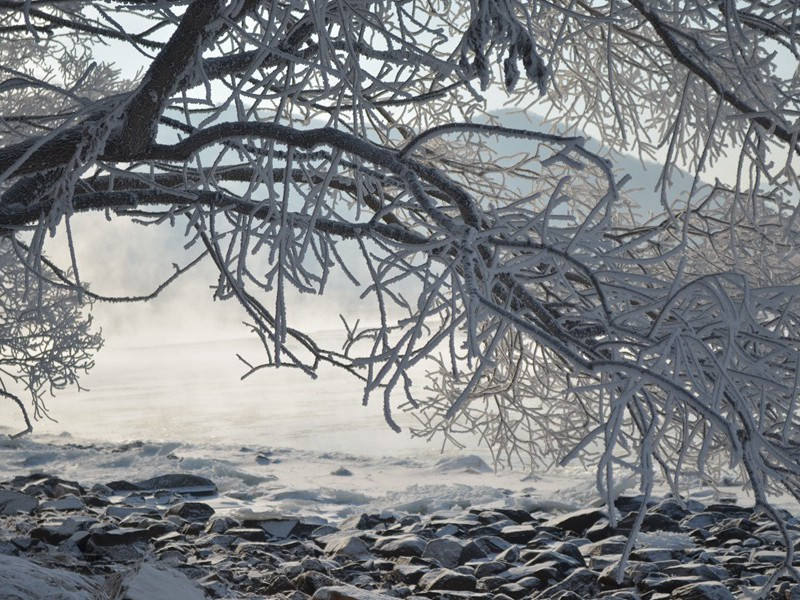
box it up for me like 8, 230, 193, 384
6, 332, 469, 461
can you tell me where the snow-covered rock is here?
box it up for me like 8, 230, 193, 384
0, 554, 104, 599
123, 564, 206, 600
434, 455, 492, 473
312, 584, 397, 600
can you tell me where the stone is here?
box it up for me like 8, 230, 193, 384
324, 533, 370, 556
598, 561, 662, 587
581, 535, 629, 557
682, 513, 726, 530
87, 527, 156, 547
373, 534, 426, 557
418, 568, 477, 592
133, 474, 217, 496
535, 567, 598, 599
166, 501, 215, 522
294, 571, 339, 595
246, 517, 299, 538
0, 489, 38, 514
524, 550, 584, 572
544, 508, 608, 534
663, 563, 729, 581
423, 536, 466, 567
629, 547, 682, 562
649, 499, 691, 521
499, 524, 538, 544
0, 554, 103, 599
470, 534, 511, 555
331, 467, 353, 476
40, 494, 85, 511
495, 545, 520, 563
312, 585, 398, 600
226, 527, 267, 542
670, 581, 735, 600
205, 515, 239, 533
393, 563, 429, 585
106, 505, 161, 519
618, 512, 681, 533
123, 563, 206, 600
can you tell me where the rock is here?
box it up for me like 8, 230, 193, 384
0, 489, 38, 514
419, 568, 477, 592
0, 554, 104, 599
243, 517, 299, 538
331, 467, 353, 476
663, 563, 728, 581
394, 563, 429, 585
133, 474, 217, 496
524, 550, 584, 572
435, 455, 493, 473
166, 501, 215, 522
423, 536, 466, 567
499, 524, 538, 544
474, 561, 510, 578
544, 508, 608, 534
324, 533, 370, 557
495, 545, 520, 563
649, 499, 691, 521
373, 534, 426, 557
535, 567, 598, 598
340, 513, 386, 530
40, 494, 85, 511
581, 535, 628, 557
294, 571, 339, 595
598, 561, 662, 587
682, 513, 726, 530
669, 581, 735, 600
312, 585, 397, 600
629, 547, 682, 562
617, 511, 682, 533
88, 527, 157, 547
123, 563, 206, 600
470, 535, 511, 555
205, 515, 239, 534
226, 527, 267, 542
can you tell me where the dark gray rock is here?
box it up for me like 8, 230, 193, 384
293, 571, 339, 595
499, 524, 538, 544
544, 508, 608, 534
167, 501, 215, 522
418, 568, 477, 592
393, 563, 428, 585
134, 473, 217, 496
324, 533, 370, 557
226, 527, 267, 542
0, 489, 38, 515
618, 512, 682, 533
423, 536, 466, 567
670, 581, 735, 600
598, 561, 662, 587
373, 534, 426, 558
535, 567, 598, 599
470, 534, 511, 555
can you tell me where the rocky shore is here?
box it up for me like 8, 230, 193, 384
1, 472, 799, 600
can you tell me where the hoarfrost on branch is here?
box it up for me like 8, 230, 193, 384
1, 0, 800, 583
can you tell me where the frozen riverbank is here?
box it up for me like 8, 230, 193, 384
2, 438, 800, 600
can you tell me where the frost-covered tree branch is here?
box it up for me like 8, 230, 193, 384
2, 0, 800, 586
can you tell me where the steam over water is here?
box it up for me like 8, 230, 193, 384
8, 333, 461, 460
